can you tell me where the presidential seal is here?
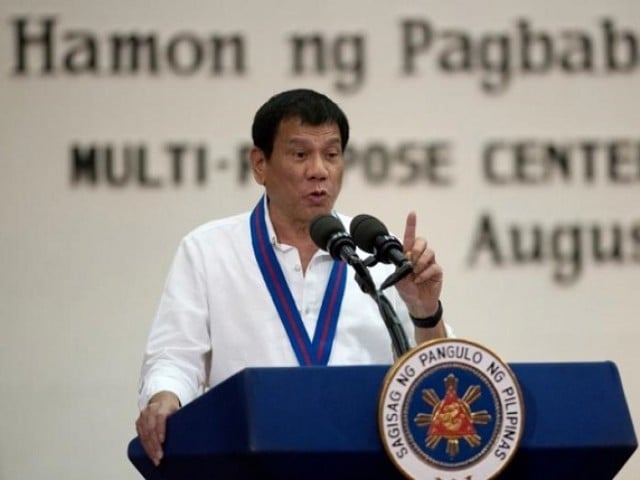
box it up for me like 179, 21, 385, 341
378, 339, 524, 479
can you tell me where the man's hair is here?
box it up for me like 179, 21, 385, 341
251, 89, 350, 158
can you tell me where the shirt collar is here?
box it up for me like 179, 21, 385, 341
261, 195, 335, 259
261, 195, 279, 247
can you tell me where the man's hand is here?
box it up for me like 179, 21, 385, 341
135, 391, 181, 466
395, 212, 446, 341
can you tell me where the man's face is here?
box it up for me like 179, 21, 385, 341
252, 116, 344, 229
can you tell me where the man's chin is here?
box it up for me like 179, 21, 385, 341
301, 208, 330, 229
308, 202, 334, 216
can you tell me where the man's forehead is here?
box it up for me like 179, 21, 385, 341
276, 118, 341, 142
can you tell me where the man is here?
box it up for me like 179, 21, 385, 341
135, 89, 451, 466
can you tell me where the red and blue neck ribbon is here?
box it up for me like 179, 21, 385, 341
250, 197, 347, 366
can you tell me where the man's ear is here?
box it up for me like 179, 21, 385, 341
250, 147, 266, 185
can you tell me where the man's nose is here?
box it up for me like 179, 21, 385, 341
307, 153, 329, 179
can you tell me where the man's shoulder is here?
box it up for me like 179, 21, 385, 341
184, 211, 251, 242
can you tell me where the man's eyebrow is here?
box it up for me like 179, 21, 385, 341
286, 137, 342, 146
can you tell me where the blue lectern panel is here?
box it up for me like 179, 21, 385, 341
128, 362, 637, 479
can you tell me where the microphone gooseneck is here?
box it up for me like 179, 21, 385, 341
310, 214, 411, 357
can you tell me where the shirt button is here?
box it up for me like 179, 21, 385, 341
294, 264, 302, 272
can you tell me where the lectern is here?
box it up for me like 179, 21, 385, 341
128, 362, 637, 479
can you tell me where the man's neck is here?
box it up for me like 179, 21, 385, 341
268, 208, 319, 273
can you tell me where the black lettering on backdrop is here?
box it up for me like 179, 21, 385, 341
164, 143, 207, 184
12, 16, 247, 76
71, 142, 209, 187
289, 32, 366, 93
9, 15, 639, 93
400, 17, 639, 94
71, 143, 164, 187
70, 140, 453, 187
111, 35, 158, 73
236, 144, 253, 184
63, 135, 640, 284
467, 212, 640, 284
344, 141, 453, 185
482, 139, 640, 185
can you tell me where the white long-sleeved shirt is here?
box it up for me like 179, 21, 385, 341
138, 201, 451, 409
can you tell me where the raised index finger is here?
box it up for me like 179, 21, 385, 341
403, 211, 417, 253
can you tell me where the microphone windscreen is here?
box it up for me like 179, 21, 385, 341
350, 214, 389, 253
309, 214, 346, 250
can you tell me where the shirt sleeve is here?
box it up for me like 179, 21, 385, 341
137, 235, 211, 410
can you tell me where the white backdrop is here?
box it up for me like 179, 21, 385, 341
1, 1, 638, 478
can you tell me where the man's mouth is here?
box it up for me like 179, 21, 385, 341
307, 189, 329, 204
309, 188, 328, 198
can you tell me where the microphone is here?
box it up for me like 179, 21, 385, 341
350, 214, 414, 289
313, 214, 410, 356
350, 214, 411, 268
309, 214, 359, 266
310, 214, 376, 294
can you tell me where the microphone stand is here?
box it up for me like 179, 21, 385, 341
352, 257, 411, 358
